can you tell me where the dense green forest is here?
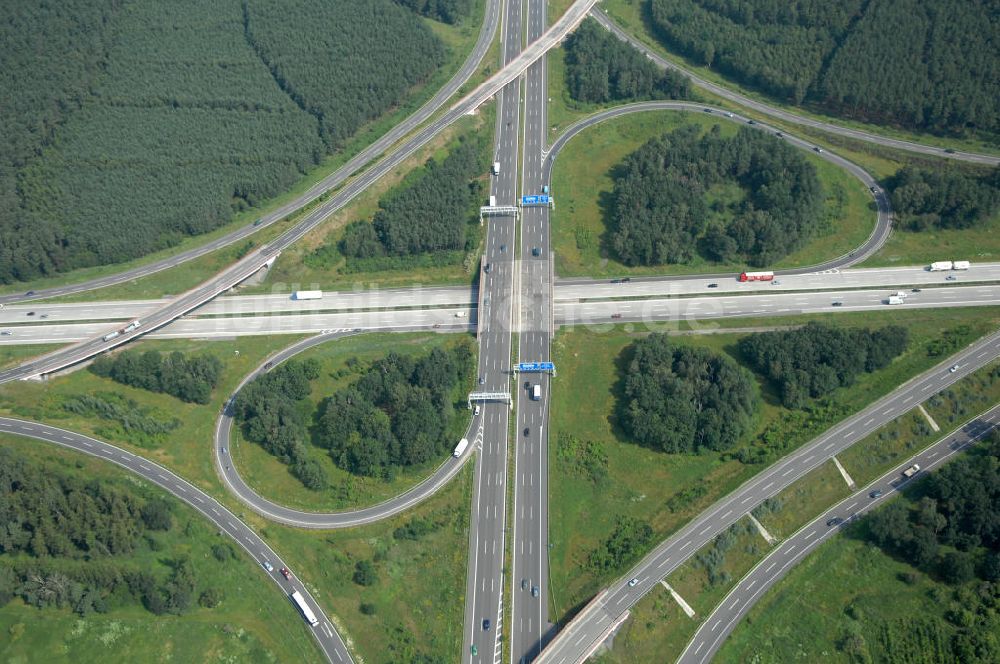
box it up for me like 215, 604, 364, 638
610, 124, 823, 267
315, 342, 474, 478
854, 437, 1000, 662
738, 322, 910, 409
0, 0, 446, 285
90, 349, 223, 405
564, 18, 691, 104
334, 133, 487, 269
648, 0, 1000, 140
887, 166, 1000, 232
231, 359, 329, 490
395, 0, 472, 24
619, 333, 758, 454
0, 446, 222, 617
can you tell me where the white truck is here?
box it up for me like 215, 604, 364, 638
492, 161, 501, 176
532, 384, 541, 400
292, 290, 322, 301
952, 260, 970, 270
103, 331, 121, 342
453, 438, 469, 457
122, 320, 141, 333
887, 296, 905, 305
929, 261, 953, 271
489, 195, 496, 207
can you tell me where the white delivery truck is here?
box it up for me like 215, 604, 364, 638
532, 384, 541, 400
952, 260, 970, 270
292, 290, 323, 300
489, 195, 496, 207
929, 261, 953, 271
453, 438, 469, 457
887, 296, 905, 305
492, 161, 501, 176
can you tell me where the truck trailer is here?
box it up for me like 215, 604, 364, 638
453, 438, 469, 457
738, 271, 774, 282
929, 261, 953, 271
292, 291, 323, 301
952, 260, 970, 270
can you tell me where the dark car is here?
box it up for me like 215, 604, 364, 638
832, 301, 843, 306
524, 381, 531, 390
25, 291, 35, 296
482, 619, 491, 631
523, 427, 530, 437
747, 119, 756, 125
869, 489, 883, 499
484, 263, 491, 273
532, 247, 541, 257
500, 244, 506, 252
621, 277, 631, 283
944, 148, 956, 154
280, 567, 291, 580
26, 311, 35, 316
814, 146, 823, 153
521, 578, 529, 591
775, 132, 783, 137
703, 108, 712, 113
479, 376, 485, 385
253, 219, 263, 227
911, 288, 921, 293
611, 279, 621, 284
707, 283, 718, 288
264, 361, 274, 370
531, 585, 539, 598
826, 517, 843, 527
611, 313, 622, 319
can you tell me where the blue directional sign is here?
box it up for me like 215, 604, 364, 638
516, 362, 555, 373
520, 194, 550, 206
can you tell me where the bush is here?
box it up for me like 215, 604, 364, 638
353, 560, 379, 586
211, 544, 234, 562
359, 602, 377, 615
198, 588, 223, 608
588, 516, 653, 573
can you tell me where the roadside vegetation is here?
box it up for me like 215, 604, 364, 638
549, 112, 871, 278
719, 434, 1000, 664
547, 307, 1000, 624
90, 350, 223, 405
0, 436, 322, 663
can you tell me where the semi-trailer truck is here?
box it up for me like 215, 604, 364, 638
738, 271, 774, 282
122, 320, 141, 333
103, 331, 121, 342
292, 291, 322, 300
453, 438, 469, 457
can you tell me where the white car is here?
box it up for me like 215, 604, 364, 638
627, 578, 639, 588
950, 365, 959, 373
262, 561, 274, 572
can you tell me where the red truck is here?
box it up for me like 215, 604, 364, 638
738, 271, 774, 282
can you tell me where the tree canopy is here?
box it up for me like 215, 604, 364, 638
649, 0, 1000, 140
619, 333, 758, 454
738, 322, 909, 408
887, 165, 1000, 232
91, 350, 223, 405
610, 124, 823, 267
564, 18, 691, 104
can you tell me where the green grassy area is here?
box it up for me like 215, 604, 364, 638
599, 0, 1000, 157
231, 332, 476, 511
754, 462, 852, 541
257, 464, 473, 664
715, 531, 954, 663
862, 214, 1000, 268
2, 1, 492, 301
547, 307, 1000, 624
244, 109, 492, 295
549, 110, 872, 278
0, 434, 323, 664
0, 343, 64, 370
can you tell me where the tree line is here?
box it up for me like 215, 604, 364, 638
231, 358, 329, 491
887, 165, 1000, 232
563, 18, 691, 105
337, 134, 487, 264
649, 0, 1000, 140
394, 0, 472, 24
0, 0, 447, 285
0, 447, 223, 617
315, 342, 474, 478
610, 124, 823, 267
738, 322, 910, 409
91, 350, 223, 405
619, 333, 758, 454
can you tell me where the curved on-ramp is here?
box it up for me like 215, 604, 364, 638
0, 417, 354, 664
215, 329, 482, 529
589, 9, 1000, 167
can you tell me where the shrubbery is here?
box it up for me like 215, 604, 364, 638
737, 322, 909, 408
91, 350, 223, 405
610, 125, 823, 267
619, 333, 758, 454
563, 18, 690, 104
588, 516, 653, 573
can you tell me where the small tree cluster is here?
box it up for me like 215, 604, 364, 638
888, 165, 1000, 232
91, 350, 222, 405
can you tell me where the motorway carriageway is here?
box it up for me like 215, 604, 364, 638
2, 263, 997, 327
4, 284, 1000, 345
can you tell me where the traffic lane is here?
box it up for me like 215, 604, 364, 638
554, 264, 1000, 300
589, 9, 999, 167
536, 329, 1000, 663
0, 417, 351, 663
0, 0, 504, 308
680, 406, 1000, 664
556, 283, 1000, 326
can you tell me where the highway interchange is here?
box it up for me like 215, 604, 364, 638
2, 2, 999, 664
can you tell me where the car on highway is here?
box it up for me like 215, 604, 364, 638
611, 279, 621, 284
814, 147, 823, 153
26, 311, 34, 316
479, 375, 486, 385
253, 219, 263, 226
532, 247, 541, 257
771, 280, 780, 285
724, 112, 733, 117
523, 427, 530, 437
484, 263, 491, 273
40, 314, 48, 318
621, 277, 631, 283
25, 291, 35, 296
524, 381, 531, 390
471, 646, 478, 656
869, 489, 883, 499
482, 619, 491, 631
703, 108, 712, 113
611, 313, 622, 319
944, 148, 956, 154
221, 447, 227, 454
950, 365, 960, 373
0, 331, 11, 336
826, 517, 843, 527
280, 567, 291, 580
747, 119, 756, 125
832, 301, 843, 306
500, 244, 506, 252
264, 361, 274, 370
262, 561, 274, 572
483, 297, 490, 307
628, 578, 639, 588
474, 405, 481, 415
775, 132, 783, 137
522, 578, 529, 590
946, 275, 957, 280
912, 288, 921, 292
707, 283, 718, 288
531, 585, 539, 598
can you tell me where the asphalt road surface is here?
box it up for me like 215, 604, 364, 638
0, 0, 600, 385
7, 284, 998, 345
0, 0, 503, 308
536, 329, 1000, 664
215, 330, 480, 528
679, 405, 1000, 664
0, 417, 353, 664
511, 0, 554, 661
590, 9, 1000, 167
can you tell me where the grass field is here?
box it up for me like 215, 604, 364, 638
231, 332, 477, 511
547, 306, 1000, 624
0, 434, 324, 664
0, 344, 64, 370
598, 0, 1000, 157
548, 110, 873, 278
